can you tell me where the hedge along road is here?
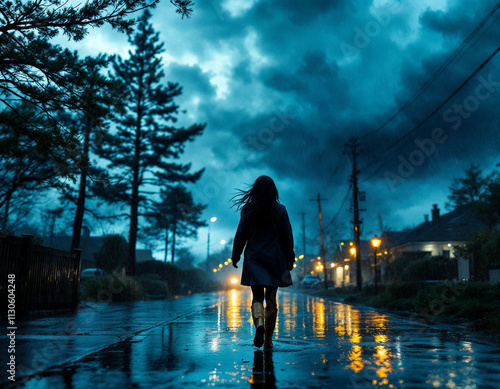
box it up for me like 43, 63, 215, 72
7, 288, 500, 388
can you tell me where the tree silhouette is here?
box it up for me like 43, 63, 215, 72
146, 185, 206, 263
96, 11, 205, 275
447, 164, 490, 209
0, 0, 194, 191
66, 55, 125, 251
94, 235, 128, 273
0, 102, 72, 226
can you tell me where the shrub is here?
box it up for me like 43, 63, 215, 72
401, 256, 457, 282
460, 282, 490, 299
137, 277, 168, 297
136, 260, 182, 295
386, 298, 416, 311
454, 300, 491, 319
389, 252, 428, 281
80, 273, 143, 302
415, 283, 447, 313
94, 235, 127, 273
386, 282, 423, 299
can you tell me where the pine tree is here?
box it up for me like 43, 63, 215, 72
68, 55, 125, 251
145, 185, 206, 263
0, 0, 194, 189
97, 10, 205, 275
0, 102, 74, 221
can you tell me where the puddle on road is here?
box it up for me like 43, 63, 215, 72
13, 289, 500, 388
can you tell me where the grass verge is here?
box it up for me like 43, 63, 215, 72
314, 281, 500, 332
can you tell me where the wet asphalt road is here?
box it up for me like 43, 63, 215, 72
7, 288, 500, 388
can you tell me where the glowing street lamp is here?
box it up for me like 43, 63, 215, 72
371, 235, 382, 294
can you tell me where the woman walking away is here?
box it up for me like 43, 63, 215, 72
231, 176, 295, 348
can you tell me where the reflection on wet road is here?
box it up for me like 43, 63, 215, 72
16, 289, 500, 388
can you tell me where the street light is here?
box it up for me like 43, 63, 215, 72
207, 217, 217, 272
371, 235, 381, 294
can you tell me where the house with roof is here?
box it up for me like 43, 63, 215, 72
387, 204, 488, 281
330, 204, 490, 287
332, 240, 378, 287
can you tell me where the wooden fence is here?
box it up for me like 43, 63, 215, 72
0, 234, 81, 313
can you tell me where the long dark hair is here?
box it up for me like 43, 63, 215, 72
231, 176, 280, 221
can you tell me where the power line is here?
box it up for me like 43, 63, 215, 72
359, 1, 500, 141
324, 184, 352, 231
360, 45, 500, 182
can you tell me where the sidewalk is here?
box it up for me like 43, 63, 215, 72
7, 289, 500, 388
7, 293, 222, 382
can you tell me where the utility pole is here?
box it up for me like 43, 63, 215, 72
345, 137, 363, 291
310, 194, 328, 290
300, 212, 306, 275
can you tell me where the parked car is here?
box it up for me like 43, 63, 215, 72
80, 268, 104, 279
311, 279, 335, 289
300, 275, 321, 288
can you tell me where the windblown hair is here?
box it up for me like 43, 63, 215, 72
231, 176, 280, 222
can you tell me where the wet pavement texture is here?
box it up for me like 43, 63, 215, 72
6, 289, 500, 388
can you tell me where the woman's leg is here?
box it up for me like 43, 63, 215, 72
264, 286, 277, 310
251, 286, 265, 304
250, 286, 265, 347
264, 287, 278, 348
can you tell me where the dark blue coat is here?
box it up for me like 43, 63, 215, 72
231, 204, 295, 287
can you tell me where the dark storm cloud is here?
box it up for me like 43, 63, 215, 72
107, 0, 500, 256
341, 0, 499, 188
166, 62, 216, 100
252, 0, 349, 25
420, 10, 475, 38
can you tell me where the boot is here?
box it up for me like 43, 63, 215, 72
251, 302, 265, 348
264, 306, 277, 349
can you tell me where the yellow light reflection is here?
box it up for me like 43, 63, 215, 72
312, 301, 325, 337
374, 332, 393, 381
348, 345, 364, 373
225, 289, 243, 334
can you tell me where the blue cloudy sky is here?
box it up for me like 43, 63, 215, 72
63, 0, 500, 260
